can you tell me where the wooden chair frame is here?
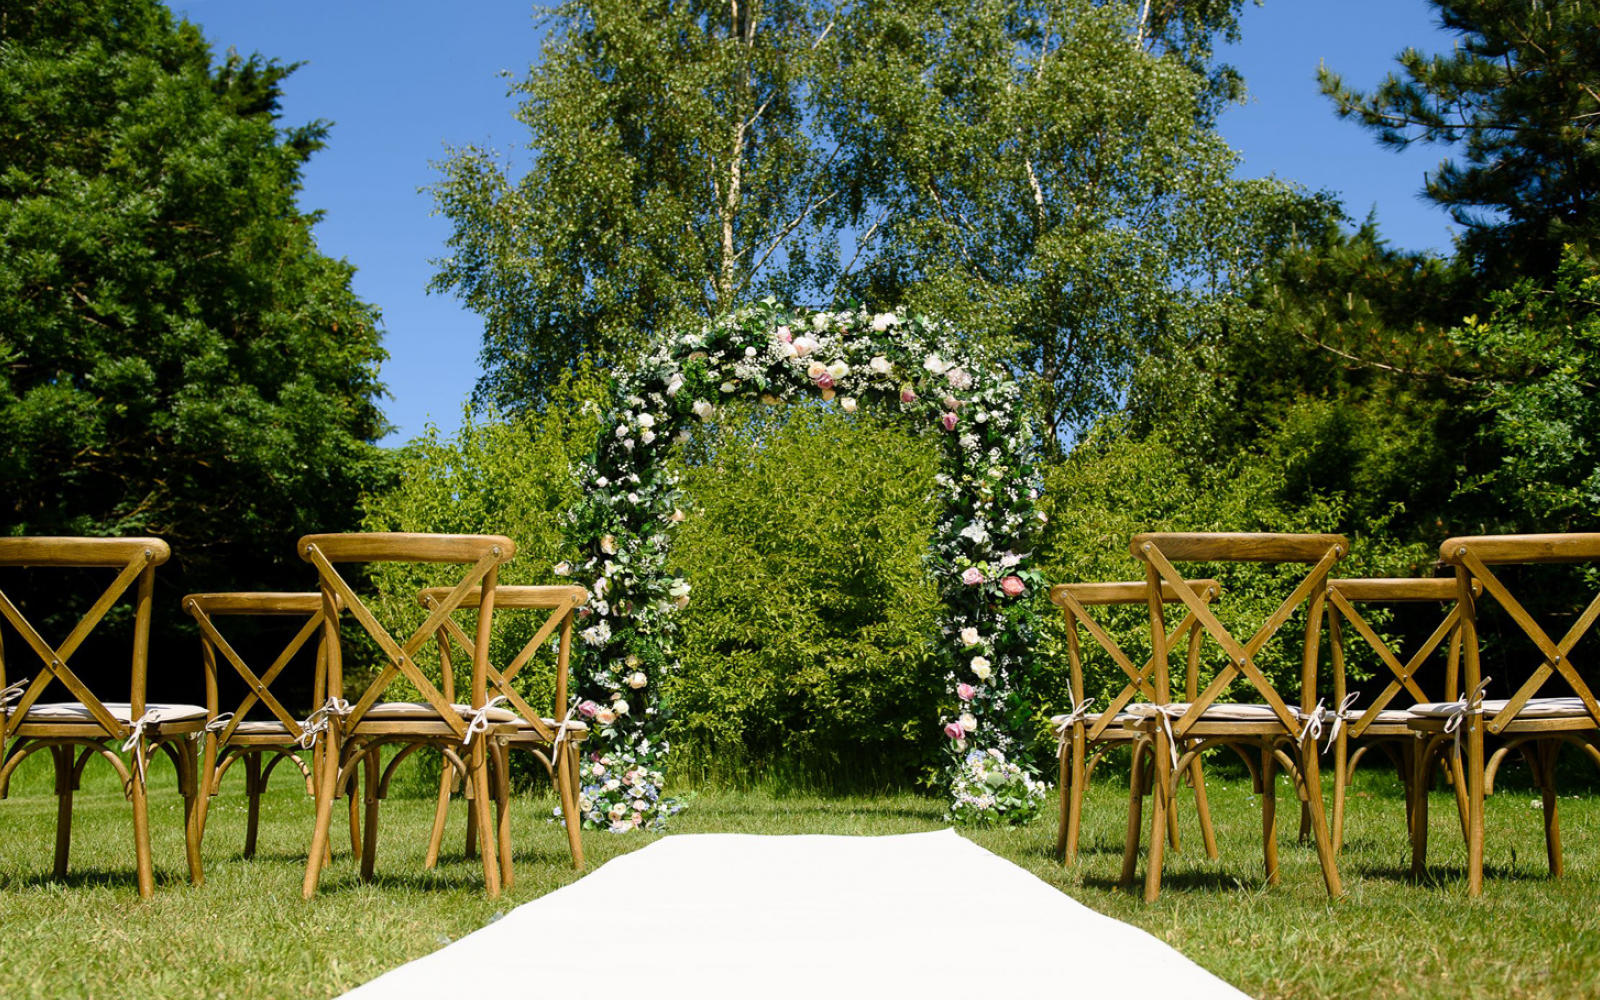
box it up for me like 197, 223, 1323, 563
0, 537, 203, 898
185, 591, 364, 863
418, 584, 589, 879
1412, 533, 1600, 895
1128, 532, 1347, 901
1323, 577, 1476, 854
1050, 579, 1222, 870
298, 532, 517, 899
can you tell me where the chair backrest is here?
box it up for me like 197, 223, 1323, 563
1439, 533, 1600, 731
0, 537, 169, 741
1049, 579, 1221, 740
418, 585, 590, 741
1130, 532, 1348, 734
297, 533, 515, 739
1324, 577, 1481, 737
182, 592, 328, 745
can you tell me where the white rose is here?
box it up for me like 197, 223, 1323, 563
868, 355, 893, 375
827, 361, 849, 379
871, 312, 896, 332
719, 381, 736, 393
812, 312, 830, 331
553, 561, 572, 577
780, 342, 799, 360
595, 708, 617, 725
613, 699, 630, 716
641, 429, 656, 444
637, 413, 655, 429
959, 713, 978, 732
614, 423, 628, 438
793, 336, 818, 357
959, 627, 980, 646
806, 360, 828, 379
945, 367, 973, 390
840, 397, 857, 413
958, 433, 978, 450
628, 671, 648, 689
923, 355, 947, 375
692, 399, 714, 420
604, 778, 621, 792
600, 535, 617, 555
595, 476, 609, 488
971, 656, 993, 681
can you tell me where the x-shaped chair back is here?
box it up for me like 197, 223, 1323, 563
1441, 534, 1600, 733
1050, 579, 1221, 740
1326, 578, 1480, 737
0, 537, 170, 743
183, 592, 328, 747
298, 533, 516, 737
1131, 533, 1348, 737
417, 584, 590, 743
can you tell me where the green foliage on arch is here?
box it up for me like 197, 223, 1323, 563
563, 302, 1048, 829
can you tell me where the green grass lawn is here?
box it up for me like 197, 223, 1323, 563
1, 754, 1597, 999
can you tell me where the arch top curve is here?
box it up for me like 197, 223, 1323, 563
563, 301, 1048, 831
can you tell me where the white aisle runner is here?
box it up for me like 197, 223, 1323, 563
342, 829, 1246, 999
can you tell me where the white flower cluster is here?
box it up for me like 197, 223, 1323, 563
564, 301, 1044, 829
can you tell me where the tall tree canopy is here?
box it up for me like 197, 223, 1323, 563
1320, 0, 1600, 279
432, 0, 1313, 444
0, 0, 391, 598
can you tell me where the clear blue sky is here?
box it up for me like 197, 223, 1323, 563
165, 1, 1459, 446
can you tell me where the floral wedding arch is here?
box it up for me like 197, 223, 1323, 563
560, 301, 1047, 829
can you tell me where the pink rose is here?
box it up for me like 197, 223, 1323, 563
944, 721, 965, 740
776, 326, 793, 342
961, 567, 985, 586
577, 700, 600, 718
1000, 575, 1026, 597
941, 412, 958, 432
793, 336, 818, 357
813, 371, 835, 389
957, 683, 976, 701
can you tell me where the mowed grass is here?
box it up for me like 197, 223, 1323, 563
2, 753, 1598, 1000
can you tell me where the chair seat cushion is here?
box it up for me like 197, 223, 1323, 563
1125, 702, 1286, 722
18, 701, 207, 725
1367, 709, 1416, 725
1410, 697, 1594, 720
361, 701, 518, 722
1049, 711, 1137, 727
511, 717, 589, 732
230, 720, 296, 735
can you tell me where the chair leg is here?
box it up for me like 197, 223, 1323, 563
492, 740, 513, 889
464, 779, 479, 860
1535, 742, 1562, 878
1331, 734, 1348, 854
1165, 767, 1182, 853
243, 754, 263, 860
558, 741, 585, 871
1120, 740, 1147, 890
1298, 741, 1343, 898
360, 750, 381, 882
129, 754, 155, 900
1466, 720, 1486, 897
1142, 732, 1171, 903
179, 743, 204, 886
195, 735, 218, 845
1260, 743, 1279, 885
1409, 738, 1436, 879
424, 761, 454, 870
469, 739, 501, 898
1189, 754, 1219, 860
1054, 743, 1071, 863
302, 740, 342, 899
52, 745, 75, 880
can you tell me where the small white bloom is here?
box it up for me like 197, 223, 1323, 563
595, 476, 609, 488
719, 381, 736, 393
812, 312, 830, 331
959, 712, 978, 732
600, 535, 617, 555
871, 312, 896, 332
666, 377, 684, 396
553, 561, 572, 577
692, 399, 714, 420
945, 367, 973, 390
827, 361, 849, 379
627, 671, 647, 689
744, 346, 757, 357
636, 413, 655, 430
779, 342, 799, 360
958, 433, 978, 450
868, 355, 893, 375
923, 355, 947, 375
840, 397, 857, 413
959, 627, 980, 646
668, 580, 691, 598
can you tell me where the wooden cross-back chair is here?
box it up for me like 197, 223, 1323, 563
1408, 534, 1600, 895
1323, 577, 1478, 853
1126, 532, 1347, 902
418, 584, 589, 879
298, 532, 518, 899
0, 537, 205, 898
1049, 579, 1222, 871
185, 591, 364, 863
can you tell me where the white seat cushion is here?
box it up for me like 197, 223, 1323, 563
361, 701, 518, 722
230, 720, 296, 735
20, 701, 206, 725
1125, 702, 1286, 722
1367, 709, 1416, 725
1050, 711, 1137, 728
1410, 696, 1594, 720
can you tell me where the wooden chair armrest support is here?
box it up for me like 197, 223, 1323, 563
1326, 578, 1480, 602
1130, 532, 1347, 563
419, 585, 590, 610
298, 533, 515, 564
1439, 533, 1600, 565
0, 536, 170, 568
